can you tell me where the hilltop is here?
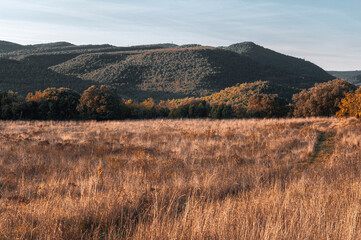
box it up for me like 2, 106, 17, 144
0, 40, 334, 100
225, 42, 333, 83
0, 40, 25, 53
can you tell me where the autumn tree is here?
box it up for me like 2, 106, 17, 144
293, 79, 356, 117
26, 88, 81, 120
246, 93, 288, 118
210, 104, 233, 119
77, 85, 123, 120
336, 88, 361, 118
169, 100, 210, 118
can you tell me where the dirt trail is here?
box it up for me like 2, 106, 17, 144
296, 121, 338, 172
309, 130, 337, 164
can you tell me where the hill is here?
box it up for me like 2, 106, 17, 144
328, 71, 361, 86
0, 42, 178, 58
0, 40, 25, 53
165, 81, 299, 109
0, 58, 93, 96
200, 81, 299, 106
30, 41, 75, 48
1, 40, 334, 100
50, 46, 330, 100
225, 42, 334, 82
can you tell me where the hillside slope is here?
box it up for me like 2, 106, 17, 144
200, 81, 298, 106
0, 59, 93, 96
50, 47, 322, 99
0, 40, 25, 53
226, 42, 334, 82
328, 71, 361, 86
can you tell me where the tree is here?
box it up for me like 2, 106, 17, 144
169, 100, 210, 118
0, 90, 24, 120
188, 100, 210, 118
336, 88, 361, 118
247, 93, 288, 118
26, 88, 81, 120
293, 79, 356, 117
210, 103, 234, 119
77, 85, 123, 120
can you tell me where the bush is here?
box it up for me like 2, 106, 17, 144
293, 79, 356, 117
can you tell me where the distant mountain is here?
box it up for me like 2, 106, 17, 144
0, 41, 178, 57
30, 41, 75, 48
328, 71, 361, 86
0, 40, 25, 53
0, 41, 76, 54
0, 40, 334, 100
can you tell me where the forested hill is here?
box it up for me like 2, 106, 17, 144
0, 41, 25, 53
0, 58, 93, 96
0, 40, 334, 100
225, 42, 333, 81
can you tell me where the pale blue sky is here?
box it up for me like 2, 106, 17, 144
0, 0, 360, 70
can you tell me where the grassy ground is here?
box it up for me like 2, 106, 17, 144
0, 118, 361, 239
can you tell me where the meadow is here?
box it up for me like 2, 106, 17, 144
1, 118, 361, 239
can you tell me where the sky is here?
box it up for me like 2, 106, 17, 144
0, 0, 360, 70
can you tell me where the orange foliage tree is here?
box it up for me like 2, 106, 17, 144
336, 88, 361, 118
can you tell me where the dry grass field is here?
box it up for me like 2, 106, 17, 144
1, 118, 361, 239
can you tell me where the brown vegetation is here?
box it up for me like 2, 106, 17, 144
0, 118, 361, 239
293, 79, 356, 117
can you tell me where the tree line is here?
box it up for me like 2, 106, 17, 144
0, 79, 359, 120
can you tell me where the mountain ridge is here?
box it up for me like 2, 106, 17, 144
328, 71, 361, 86
0, 40, 334, 100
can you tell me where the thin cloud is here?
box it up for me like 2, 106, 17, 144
0, 0, 360, 70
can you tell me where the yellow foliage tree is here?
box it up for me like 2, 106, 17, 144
336, 89, 361, 118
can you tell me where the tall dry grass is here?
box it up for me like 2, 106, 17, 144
0, 118, 360, 239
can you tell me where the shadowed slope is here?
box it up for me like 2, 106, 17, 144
226, 42, 334, 86
0, 59, 93, 96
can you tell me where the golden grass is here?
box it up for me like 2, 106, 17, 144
0, 118, 361, 239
